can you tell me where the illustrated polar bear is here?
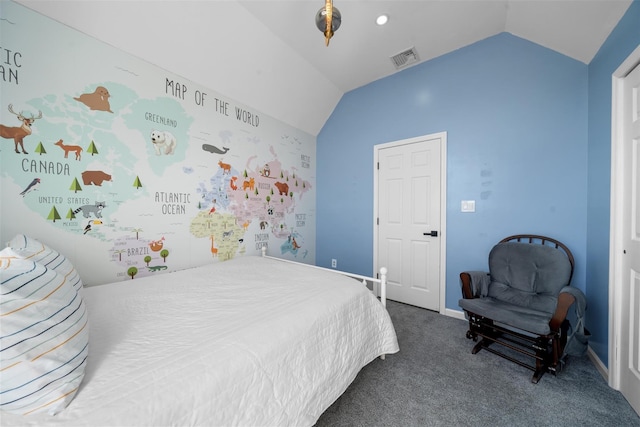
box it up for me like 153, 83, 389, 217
150, 130, 177, 155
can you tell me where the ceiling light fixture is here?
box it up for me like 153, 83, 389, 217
315, 0, 341, 46
376, 14, 388, 26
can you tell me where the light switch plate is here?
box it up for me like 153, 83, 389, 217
461, 200, 476, 212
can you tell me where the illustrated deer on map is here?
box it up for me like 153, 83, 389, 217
0, 104, 42, 154
54, 139, 83, 161
218, 159, 232, 174
210, 235, 218, 257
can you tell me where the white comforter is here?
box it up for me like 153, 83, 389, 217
1, 256, 399, 426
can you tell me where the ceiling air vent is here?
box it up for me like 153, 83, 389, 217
390, 47, 419, 70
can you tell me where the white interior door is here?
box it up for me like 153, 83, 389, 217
375, 133, 444, 311
618, 59, 640, 415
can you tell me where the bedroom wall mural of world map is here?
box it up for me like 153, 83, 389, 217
0, 2, 316, 286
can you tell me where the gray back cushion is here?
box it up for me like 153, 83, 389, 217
488, 242, 572, 315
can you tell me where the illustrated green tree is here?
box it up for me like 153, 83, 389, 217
132, 228, 142, 239
280, 198, 284, 204
254, 188, 259, 196
133, 176, 143, 189
243, 169, 248, 178
127, 267, 138, 279
266, 195, 271, 204
144, 255, 152, 266
66, 208, 76, 220
160, 249, 169, 263
114, 249, 126, 261
87, 140, 99, 156
289, 191, 294, 199
245, 193, 249, 199
280, 171, 284, 178
69, 177, 83, 193
35, 141, 47, 155
47, 206, 61, 223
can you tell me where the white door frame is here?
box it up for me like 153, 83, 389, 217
373, 131, 447, 314
609, 44, 640, 390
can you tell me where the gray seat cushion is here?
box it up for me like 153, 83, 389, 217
459, 297, 553, 335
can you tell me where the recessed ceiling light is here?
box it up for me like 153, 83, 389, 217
376, 14, 388, 26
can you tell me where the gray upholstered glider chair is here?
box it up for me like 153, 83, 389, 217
458, 235, 586, 383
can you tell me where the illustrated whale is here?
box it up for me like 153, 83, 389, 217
202, 144, 230, 154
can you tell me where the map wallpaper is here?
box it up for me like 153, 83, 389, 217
0, 2, 316, 285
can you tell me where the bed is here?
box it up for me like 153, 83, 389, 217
0, 235, 399, 426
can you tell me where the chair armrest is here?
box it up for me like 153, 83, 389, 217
550, 286, 586, 331
460, 271, 490, 299
550, 292, 574, 331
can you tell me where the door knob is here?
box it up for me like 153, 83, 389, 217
423, 231, 438, 237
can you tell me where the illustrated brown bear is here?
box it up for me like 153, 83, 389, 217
82, 170, 112, 186
274, 181, 289, 195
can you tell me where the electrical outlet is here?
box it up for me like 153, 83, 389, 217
331, 259, 337, 268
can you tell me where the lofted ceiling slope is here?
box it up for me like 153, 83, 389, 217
14, 0, 633, 136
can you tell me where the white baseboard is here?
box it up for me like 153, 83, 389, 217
587, 346, 608, 383
444, 308, 466, 321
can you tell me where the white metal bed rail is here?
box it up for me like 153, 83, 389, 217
260, 247, 388, 307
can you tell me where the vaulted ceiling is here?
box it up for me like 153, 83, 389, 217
15, 0, 633, 136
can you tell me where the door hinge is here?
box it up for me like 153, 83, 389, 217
377, 217, 379, 225
377, 162, 379, 170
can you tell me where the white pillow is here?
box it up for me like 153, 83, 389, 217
8, 234, 83, 292
0, 247, 89, 415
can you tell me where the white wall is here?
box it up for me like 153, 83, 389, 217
1, 1, 317, 285
14, 0, 342, 136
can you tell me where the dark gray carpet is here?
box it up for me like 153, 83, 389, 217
315, 300, 640, 427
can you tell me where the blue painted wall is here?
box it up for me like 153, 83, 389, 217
318, 1, 640, 368
318, 31, 588, 295
586, 0, 640, 366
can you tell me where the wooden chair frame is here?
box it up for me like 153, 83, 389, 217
460, 234, 577, 383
